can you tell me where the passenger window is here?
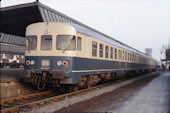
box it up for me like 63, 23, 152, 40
56, 35, 76, 51
41, 35, 52, 50
99, 44, 103, 57
92, 41, 97, 56
115, 49, 117, 59
77, 37, 81, 51
105, 46, 109, 58
125, 52, 127, 61
26, 35, 37, 50
123, 51, 124, 60
118, 50, 121, 60
110, 47, 113, 59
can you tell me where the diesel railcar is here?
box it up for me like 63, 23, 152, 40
25, 22, 157, 90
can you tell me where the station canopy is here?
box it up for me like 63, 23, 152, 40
0, 1, 85, 37
0, 1, 86, 54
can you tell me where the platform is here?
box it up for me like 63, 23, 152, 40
1, 68, 25, 83
0, 68, 34, 99
58, 71, 170, 113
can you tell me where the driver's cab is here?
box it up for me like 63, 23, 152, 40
25, 22, 81, 57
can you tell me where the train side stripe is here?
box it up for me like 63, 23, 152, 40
71, 68, 148, 73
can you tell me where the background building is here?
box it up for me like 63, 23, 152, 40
145, 48, 152, 57
166, 48, 170, 69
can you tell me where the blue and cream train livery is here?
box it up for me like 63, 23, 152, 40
25, 22, 157, 90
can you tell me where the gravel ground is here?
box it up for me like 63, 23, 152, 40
27, 72, 157, 113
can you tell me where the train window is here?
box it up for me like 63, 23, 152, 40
133, 54, 134, 61
136, 56, 137, 62
67, 36, 76, 50
132, 54, 133, 61
110, 47, 113, 59
123, 51, 124, 60
125, 52, 127, 61
115, 48, 117, 59
92, 41, 97, 56
26, 36, 37, 50
41, 35, 52, 50
77, 37, 81, 51
118, 50, 121, 60
99, 44, 103, 57
105, 46, 109, 58
128, 53, 130, 61
56, 35, 76, 51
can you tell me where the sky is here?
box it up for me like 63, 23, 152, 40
1, 0, 170, 61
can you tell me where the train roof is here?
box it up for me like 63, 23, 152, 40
68, 23, 150, 58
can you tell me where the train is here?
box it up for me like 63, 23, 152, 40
24, 22, 157, 90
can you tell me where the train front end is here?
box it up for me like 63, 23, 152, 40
25, 22, 77, 90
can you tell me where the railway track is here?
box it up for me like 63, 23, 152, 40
1, 90, 54, 113
1, 82, 116, 113
1, 91, 52, 105
1, 79, 124, 113
1, 72, 157, 113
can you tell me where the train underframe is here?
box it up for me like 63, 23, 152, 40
26, 68, 155, 91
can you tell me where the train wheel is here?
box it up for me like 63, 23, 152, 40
53, 79, 60, 87
86, 82, 91, 88
37, 76, 46, 91
78, 76, 87, 88
86, 76, 93, 88
73, 85, 79, 92
31, 76, 36, 85
69, 85, 79, 92
34, 76, 39, 85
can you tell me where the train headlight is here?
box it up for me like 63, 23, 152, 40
30, 60, 35, 65
63, 61, 68, 66
44, 29, 48, 34
26, 60, 30, 65
57, 61, 62, 66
